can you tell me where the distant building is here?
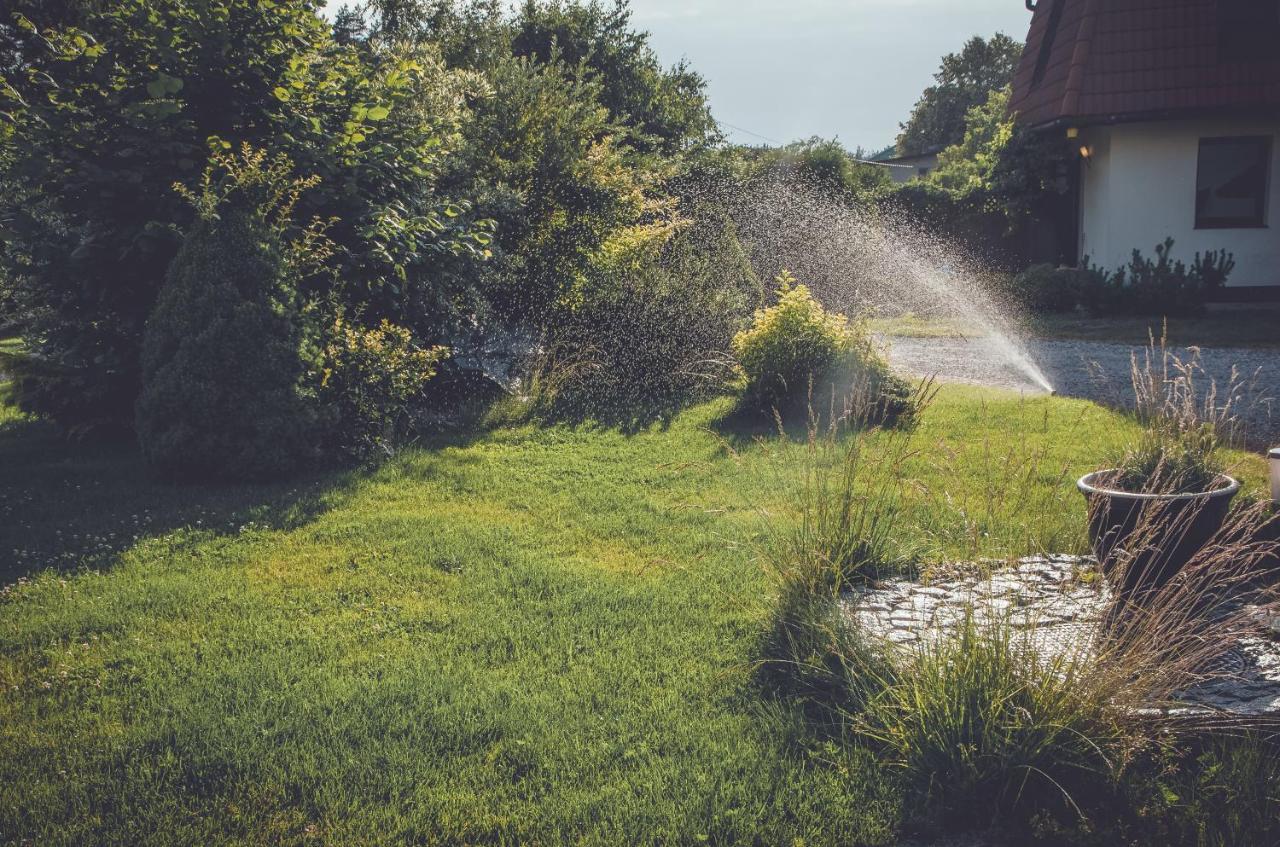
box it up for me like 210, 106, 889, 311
870, 147, 943, 184
1010, 0, 1280, 299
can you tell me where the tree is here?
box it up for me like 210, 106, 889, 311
930, 86, 1015, 194
458, 54, 657, 328
1, 0, 335, 432
511, 0, 718, 155
1, 0, 487, 433
929, 86, 1069, 222
896, 33, 1023, 157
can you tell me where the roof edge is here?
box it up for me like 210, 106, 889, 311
1020, 104, 1280, 133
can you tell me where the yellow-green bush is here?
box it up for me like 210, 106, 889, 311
732, 272, 909, 418
319, 317, 448, 457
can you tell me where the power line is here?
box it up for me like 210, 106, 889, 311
716, 120, 781, 146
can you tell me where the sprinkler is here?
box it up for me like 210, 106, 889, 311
1270, 447, 1280, 503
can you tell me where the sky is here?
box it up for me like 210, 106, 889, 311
325, 1, 1034, 153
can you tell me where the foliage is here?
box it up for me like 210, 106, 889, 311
928, 84, 1068, 221
710, 138, 891, 207
135, 149, 330, 481
896, 33, 1023, 157
881, 85, 1070, 269
733, 272, 909, 420
1081, 238, 1234, 318
510, 0, 719, 156
1, 0, 725, 439
527, 218, 751, 427
275, 37, 493, 334
999, 263, 1085, 314
374, 0, 720, 342
771, 138, 891, 202
319, 316, 449, 458
458, 53, 656, 330
1120, 737, 1280, 847
928, 86, 1015, 194
0, 0, 488, 433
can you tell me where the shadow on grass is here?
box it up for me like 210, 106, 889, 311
709, 397, 909, 451
0, 409, 366, 585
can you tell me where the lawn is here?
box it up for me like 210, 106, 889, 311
0, 385, 1270, 845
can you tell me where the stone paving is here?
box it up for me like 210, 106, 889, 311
841, 556, 1280, 715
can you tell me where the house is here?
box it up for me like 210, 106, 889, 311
1010, 0, 1280, 299
870, 146, 944, 184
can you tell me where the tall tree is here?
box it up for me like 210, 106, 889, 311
511, 0, 719, 155
896, 33, 1023, 157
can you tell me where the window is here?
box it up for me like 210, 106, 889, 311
1195, 136, 1271, 229
1031, 0, 1066, 87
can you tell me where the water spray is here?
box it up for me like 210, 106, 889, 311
690, 173, 1056, 395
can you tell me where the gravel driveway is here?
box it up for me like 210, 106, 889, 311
885, 335, 1279, 444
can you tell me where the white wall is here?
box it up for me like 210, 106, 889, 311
1079, 118, 1280, 289
883, 153, 939, 185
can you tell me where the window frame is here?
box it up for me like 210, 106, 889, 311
1194, 135, 1272, 230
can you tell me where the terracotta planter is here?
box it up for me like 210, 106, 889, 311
1077, 469, 1240, 602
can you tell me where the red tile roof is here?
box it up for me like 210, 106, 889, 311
1010, 0, 1280, 129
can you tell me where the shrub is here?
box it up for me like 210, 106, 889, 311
1080, 238, 1234, 317
1002, 263, 1083, 314
733, 272, 913, 422
523, 203, 757, 428
135, 148, 328, 481
2, 2, 486, 433
318, 317, 449, 458
1107, 336, 1243, 494
529, 264, 740, 428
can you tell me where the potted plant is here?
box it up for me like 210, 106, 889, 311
1077, 344, 1243, 604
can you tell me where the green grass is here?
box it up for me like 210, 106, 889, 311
869, 312, 971, 339
0, 386, 1269, 845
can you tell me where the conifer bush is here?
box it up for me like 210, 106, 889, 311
135, 148, 328, 481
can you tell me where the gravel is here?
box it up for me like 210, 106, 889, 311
885, 335, 1279, 444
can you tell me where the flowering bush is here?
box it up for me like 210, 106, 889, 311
319, 317, 448, 458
